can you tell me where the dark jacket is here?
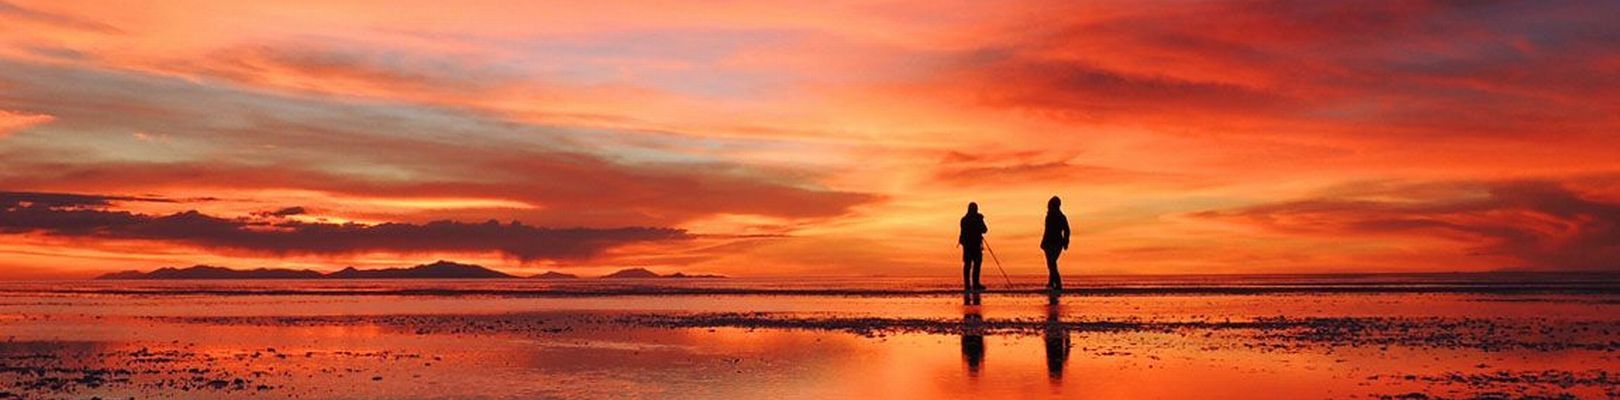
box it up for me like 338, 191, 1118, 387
959, 213, 988, 249
1040, 210, 1070, 252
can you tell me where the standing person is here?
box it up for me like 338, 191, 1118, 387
1040, 196, 1071, 292
959, 202, 988, 292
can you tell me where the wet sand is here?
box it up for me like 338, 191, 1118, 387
1, 276, 1618, 399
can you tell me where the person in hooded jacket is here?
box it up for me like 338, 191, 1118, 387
1040, 196, 1070, 292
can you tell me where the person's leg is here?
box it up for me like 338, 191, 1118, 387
971, 255, 983, 290
1044, 250, 1061, 290
962, 250, 973, 291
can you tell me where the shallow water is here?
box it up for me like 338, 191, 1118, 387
1, 275, 1618, 399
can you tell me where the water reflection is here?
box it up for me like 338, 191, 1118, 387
961, 292, 984, 378
1044, 292, 1070, 383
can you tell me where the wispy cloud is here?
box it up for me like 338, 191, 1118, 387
0, 110, 53, 138
0, 1, 120, 33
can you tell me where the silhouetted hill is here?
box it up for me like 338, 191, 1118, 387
599, 268, 725, 279
95, 262, 724, 280
531, 271, 579, 279
96, 261, 516, 280
325, 260, 515, 279
96, 270, 148, 280
667, 272, 727, 279
96, 265, 324, 280
600, 268, 661, 278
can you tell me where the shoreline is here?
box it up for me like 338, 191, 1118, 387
6, 284, 1620, 297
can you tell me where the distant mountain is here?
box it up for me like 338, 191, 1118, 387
599, 268, 725, 279
95, 262, 724, 280
531, 271, 579, 279
96, 260, 516, 280
666, 272, 727, 279
325, 260, 515, 279
96, 270, 148, 280
95, 265, 324, 280
600, 268, 662, 279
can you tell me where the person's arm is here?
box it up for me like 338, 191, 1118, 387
1061, 216, 1071, 249
980, 217, 989, 235
958, 219, 966, 245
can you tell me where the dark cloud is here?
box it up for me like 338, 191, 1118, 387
0, 191, 173, 208
0, 191, 687, 261
254, 206, 307, 218
0, 156, 877, 227
1194, 180, 1620, 270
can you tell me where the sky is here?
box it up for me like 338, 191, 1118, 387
1, 0, 1617, 278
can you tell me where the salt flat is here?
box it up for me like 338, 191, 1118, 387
1, 274, 1617, 399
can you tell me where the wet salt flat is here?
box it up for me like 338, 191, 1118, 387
2, 275, 1619, 399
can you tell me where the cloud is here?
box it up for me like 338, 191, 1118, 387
254, 206, 307, 218
933, 150, 1190, 188
0, 109, 53, 137
0, 191, 687, 261
0, 1, 120, 33
175, 44, 520, 101
0, 157, 877, 228
947, 56, 1294, 124
0, 60, 878, 228
0, 191, 173, 208
936, 0, 1620, 138
1194, 179, 1620, 271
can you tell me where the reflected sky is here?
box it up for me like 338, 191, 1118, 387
2, 277, 1619, 398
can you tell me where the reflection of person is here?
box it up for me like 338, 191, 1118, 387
1043, 294, 1070, 382
1040, 196, 1071, 292
959, 202, 989, 292
961, 293, 985, 377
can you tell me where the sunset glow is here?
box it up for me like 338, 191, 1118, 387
2, 0, 1617, 278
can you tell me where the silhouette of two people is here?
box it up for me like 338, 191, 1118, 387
957, 197, 1069, 293
958, 202, 989, 292
955, 200, 1071, 384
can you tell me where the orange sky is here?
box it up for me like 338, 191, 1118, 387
1, 0, 1617, 278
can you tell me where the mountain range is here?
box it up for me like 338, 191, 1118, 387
597, 267, 725, 279
531, 271, 580, 280
95, 261, 724, 280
